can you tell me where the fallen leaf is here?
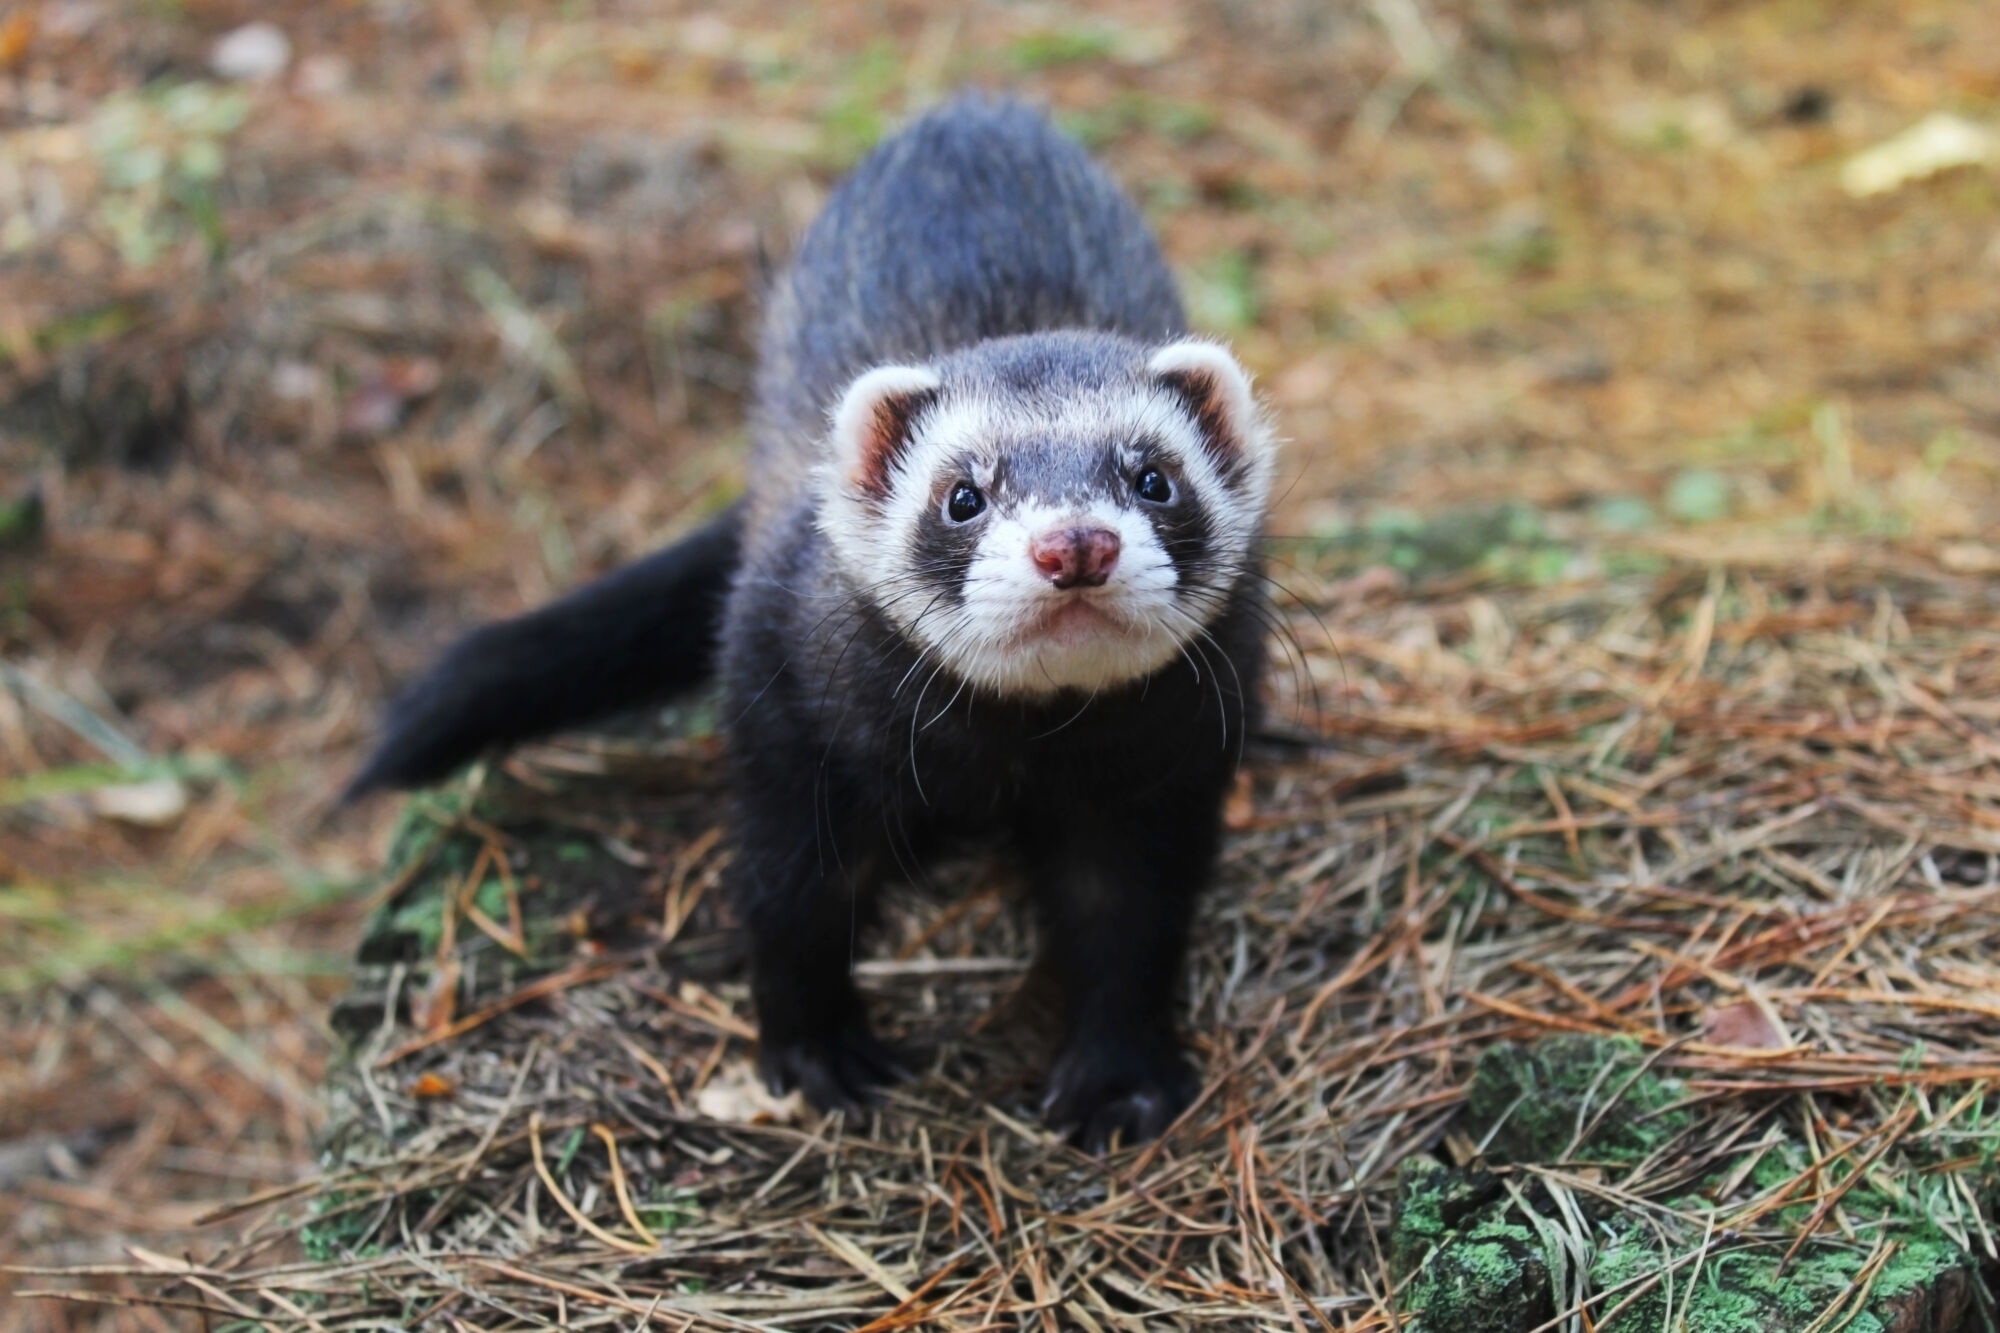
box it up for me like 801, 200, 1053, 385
693, 1060, 803, 1126
380, 356, 443, 398
88, 778, 188, 827
1702, 998, 1789, 1050
210, 22, 291, 83
1842, 112, 1995, 198
409, 960, 460, 1035
1665, 469, 1732, 525
410, 1072, 456, 1100
0, 10, 36, 70
1223, 770, 1256, 832
339, 357, 442, 437
1940, 543, 2000, 574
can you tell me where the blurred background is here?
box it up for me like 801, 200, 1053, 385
3, 0, 1997, 1324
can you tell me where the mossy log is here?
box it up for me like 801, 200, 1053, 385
1392, 1037, 1995, 1333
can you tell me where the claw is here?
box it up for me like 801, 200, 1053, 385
1041, 1037, 1198, 1153
759, 1026, 909, 1113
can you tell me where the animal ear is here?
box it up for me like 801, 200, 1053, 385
830, 364, 943, 499
1147, 340, 1267, 481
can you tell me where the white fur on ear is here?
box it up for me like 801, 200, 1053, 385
829, 364, 943, 497
1146, 340, 1267, 479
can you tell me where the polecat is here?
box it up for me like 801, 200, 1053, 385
352, 96, 1277, 1150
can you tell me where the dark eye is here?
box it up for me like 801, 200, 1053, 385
945, 481, 986, 523
1134, 467, 1174, 504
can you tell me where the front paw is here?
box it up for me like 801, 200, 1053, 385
758, 1024, 908, 1113
1041, 1036, 1199, 1152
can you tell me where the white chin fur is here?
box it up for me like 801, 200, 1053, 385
946, 613, 1189, 697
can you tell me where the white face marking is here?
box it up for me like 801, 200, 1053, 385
815, 343, 1276, 700
947, 496, 1187, 694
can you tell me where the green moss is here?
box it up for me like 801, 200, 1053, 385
1583, 1226, 1660, 1294
1756, 1247, 1876, 1327
638, 1186, 702, 1234
1394, 1160, 1558, 1333
1392, 1157, 1499, 1277
1748, 1142, 1804, 1192
1666, 468, 1734, 524
1465, 1035, 1694, 1165
300, 1193, 384, 1265
1867, 1234, 1973, 1303
814, 41, 903, 169
1054, 93, 1217, 154
374, 828, 615, 969
1008, 26, 1118, 70
365, 807, 482, 963
302, 1189, 446, 1265
0, 489, 44, 552
1297, 501, 1584, 586
1182, 247, 1262, 334
1595, 1243, 1770, 1333
1400, 1209, 1553, 1333
1397, 1154, 1987, 1333
85, 81, 249, 266
1734, 1142, 1831, 1232
378, 788, 472, 879
1587, 1223, 1987, 1333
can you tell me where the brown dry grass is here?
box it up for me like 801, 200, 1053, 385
4, 1, 2000, 1329
27, 544, 2000, 1330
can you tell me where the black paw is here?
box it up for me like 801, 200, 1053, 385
758, 1025, 909, 1113
1041, 1037, 1199, 1153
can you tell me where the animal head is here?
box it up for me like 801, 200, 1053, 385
816, 331, 1276, 697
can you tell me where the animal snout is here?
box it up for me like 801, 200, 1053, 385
1029, 527, 1121, 589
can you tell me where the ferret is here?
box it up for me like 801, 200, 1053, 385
351, 96, 1277, 1150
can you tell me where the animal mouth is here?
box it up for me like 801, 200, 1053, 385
1027, 595, 1123, 643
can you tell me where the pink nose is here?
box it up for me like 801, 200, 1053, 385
1030, 527, 1121, 589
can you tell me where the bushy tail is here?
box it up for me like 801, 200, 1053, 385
346, 502, 743, 797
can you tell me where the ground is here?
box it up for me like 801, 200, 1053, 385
4, 1, 2000, 1330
